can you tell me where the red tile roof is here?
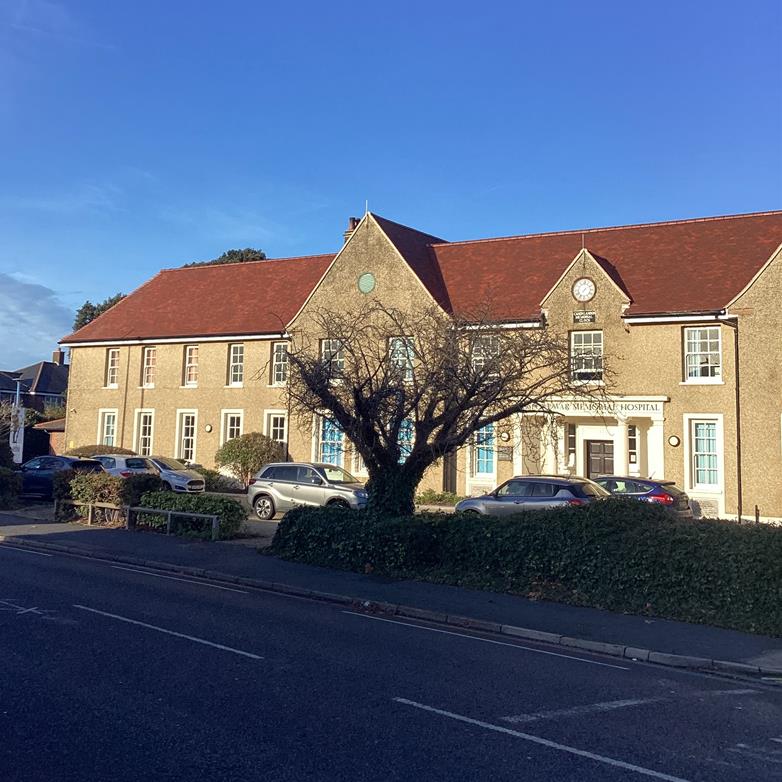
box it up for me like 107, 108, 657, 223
61, 254, 334, 343
430, 211, 782, 319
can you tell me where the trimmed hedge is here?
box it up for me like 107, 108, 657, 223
65, 444, 136, 457
270, 501, 782, 636
137, 491, 244, 540
0, 467, 21, 509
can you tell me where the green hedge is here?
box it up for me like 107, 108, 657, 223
55, 472, 165, 522
64, 444, 136, 457
270, 501, 782, 636
0, 467, 21, 509
137, 491, 244, 540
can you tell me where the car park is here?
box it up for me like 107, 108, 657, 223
92, 455, 155, 478
593, 476, 693, 518
146, 456, 205, 493
455, 475, 610, 515
248, 462, 368, 520
18, 455, 104, 498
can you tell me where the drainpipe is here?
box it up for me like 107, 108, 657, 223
723, 318, 742, 521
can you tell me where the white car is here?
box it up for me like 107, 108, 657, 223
93, 455, 156, 478
147, 456, 206, 493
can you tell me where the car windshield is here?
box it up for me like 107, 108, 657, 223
317, 465, 359, 485
153, 457, 188, 471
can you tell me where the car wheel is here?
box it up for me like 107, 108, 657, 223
328, 499, 350, 510
162, 482, 172, 491
254, 495, 275, 520
461, 509, 481, 515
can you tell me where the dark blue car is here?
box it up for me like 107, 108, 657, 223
594, 476, 693, 518
19, 456, 104, 499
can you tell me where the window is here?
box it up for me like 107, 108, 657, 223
684, 327, 721, 381
141, 346, 156, 387
183, 345, 199, 386
471, 334, 500, 374
691, 421, 718, 488
318, 417, 344, 466
177, 412, 197, 462
135, 410, 154, 456
271, 342, 288, 385
389, 337, 415, 382
566, 423, 577, 465
228, 344, 244, 386
222, 411, 243, 444
571, 331, 603, 382
321, 339, 345, 377
398, 418, 414, 463
628, 424, 638, 465
265, 412, 287, 445
352, 449, 367, 476
105, 348, 120, 387
497, 479, 531, 497
98, 410, 117, 446
472, 423, 495, 475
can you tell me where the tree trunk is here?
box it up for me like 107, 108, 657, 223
365, 465, 419, 516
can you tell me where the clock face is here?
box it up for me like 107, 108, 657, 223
357, 272, 376, 294
572, 277, 596, 302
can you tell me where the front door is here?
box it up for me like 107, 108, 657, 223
586, 440, 614, 479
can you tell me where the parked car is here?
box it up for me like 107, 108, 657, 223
248, 462, 368, 520
455, 475, 610, 515
146, 457, 205, 493
92, 455, 155, 478
18, 455, 104, 498
593, 476, 693, 518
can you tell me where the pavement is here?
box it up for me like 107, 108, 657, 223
2, 544, 782, 781
1, 506, 781, 678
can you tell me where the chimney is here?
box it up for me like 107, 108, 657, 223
343, 216, 360, 244
52, 348, 65, 366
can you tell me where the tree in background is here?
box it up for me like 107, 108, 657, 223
183, 248, 266, 268
73, 293, 125, 330
214, 432, 283, 488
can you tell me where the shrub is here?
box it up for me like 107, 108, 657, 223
122, 474, 165, 505
196, 468, 245, 494
66, 471, 125, 523
270, 500, 782, 636
65, 444, 136, 457
214, 432, 283, 487
0, 467, 21, 509
415, 489, 466, 506
0, 436, 14, 469
137, 491, 245, 539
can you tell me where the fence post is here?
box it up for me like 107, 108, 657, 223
755, 505, 760, 524
211, 515, 219, 541
87, 504, 94, 525
126, 505, 134, 531
166, 511, 172, 535
53, 499, 58, 520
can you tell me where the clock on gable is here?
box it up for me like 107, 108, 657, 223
572, 277, 596, 303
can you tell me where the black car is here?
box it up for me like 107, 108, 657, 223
594, 476, 693, 518
18, 456, 104, 498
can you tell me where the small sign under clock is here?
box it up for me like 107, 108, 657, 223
573, 311, 597, 323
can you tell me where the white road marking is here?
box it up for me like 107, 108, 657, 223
0, 545, 52, 557
111, 565, 249, 593
73, 604, 263, 660
503, 697, 665, 724
0, 599, 53, 616
343, 611, 629, 670
394, 697, 693, 782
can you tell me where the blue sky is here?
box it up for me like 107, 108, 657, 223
1, 0, 780, 367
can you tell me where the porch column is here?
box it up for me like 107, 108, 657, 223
512, 413, 523, 475
647, 419, 665, 479
614, 422, 629, 475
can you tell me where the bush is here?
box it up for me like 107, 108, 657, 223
122, 473, 165, 505
415, 489, 466, 506
196, 468, 245, 494
65, 471, 125, 523
137, 491, 245, 539
270, 500, 782, 636
0, 436, 14, 469
65, 444, 136, 457
0, 467, 21, 509
214, 432, 283, 487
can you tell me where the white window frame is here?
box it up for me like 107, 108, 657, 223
228, 344, 244, 387
389, 336, 415, 382
133, 409, 155, 456
141, 346, 156, 388
97, 408, 118, 447
183, 345, 199, 387
683, 413, 724, 499
105, 348, 120, 388
314, 415, 344, 467
470, 423, 496, 477
471, 334, 500, 375
321, 339, 345, 378
220, 409, 244, 445
271, 342, 288, 386
175, 409, 198, 463
264, 410, 288, 445
683, 326, 722, 384
570, 330, 603, 383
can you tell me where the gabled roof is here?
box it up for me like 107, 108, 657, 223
0, 362, 68, 395
61, 253, 335, 343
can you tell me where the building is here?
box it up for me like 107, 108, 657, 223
61, 210, 782, 520
0, 351, 69, 411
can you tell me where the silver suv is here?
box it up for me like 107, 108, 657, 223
455, 475, 609, 515
248, 462, 368, 520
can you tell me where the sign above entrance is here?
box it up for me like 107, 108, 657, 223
545, 399, 665, 417
573, 310, 596, 324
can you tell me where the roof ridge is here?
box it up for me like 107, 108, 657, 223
434, 210, 782, 248
160, 252, 336, 273
370, 212, 448, 244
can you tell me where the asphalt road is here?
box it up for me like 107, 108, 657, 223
1, 544, 780, 782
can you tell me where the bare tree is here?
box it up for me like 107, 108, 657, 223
285, 301, 606, 515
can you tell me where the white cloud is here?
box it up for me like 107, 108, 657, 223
0, 272, 73, 368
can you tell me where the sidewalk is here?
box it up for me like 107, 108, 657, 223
1, 509, 781, 675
